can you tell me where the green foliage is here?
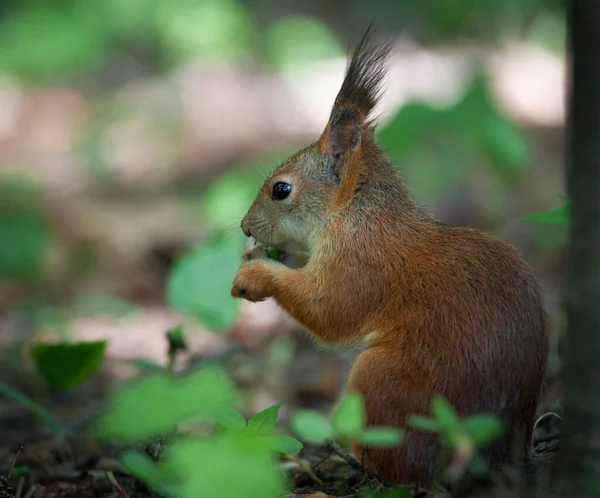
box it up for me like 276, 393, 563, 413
0, 209, 52, 282
291, 411, 334, 444
155, 0, 257, 64
166, 233, 243, 331
408, 395, 503, 449
0, 1, 113, 83
30, 340, 107, 390
407, 395, 503, 478
265, 16, 343, 72
331, 392, 365, 438
100, 377, 297, 498
462, 414, 504, 446
0, 380, 61, 433
216, 404, 248, 430
95, 366, 238, 443
162, 433, 285, 498
248, 403, 281, 433
378, 76, 532, 208
523, 198, 569, 226
0, 0, 258, 83
216, 403, 303, 454
0, 174, 53, 282
292, 393, 403, 448
357, 428, 404, 448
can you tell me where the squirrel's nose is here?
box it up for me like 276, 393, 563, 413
241, 219, 252, 237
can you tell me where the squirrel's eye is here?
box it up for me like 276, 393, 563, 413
272, 182, 292, 200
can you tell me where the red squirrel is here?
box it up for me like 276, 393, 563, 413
230, 27, 550, 487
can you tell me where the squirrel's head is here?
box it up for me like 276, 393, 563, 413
241, 26, 392, 249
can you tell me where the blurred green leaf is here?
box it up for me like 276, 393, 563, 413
0, 209, 52, 282
331, 392, 365, 438
462, 414, 503, 446
0, 380, 61, 433
358, 427, 404, 448
30, 341, 107, 390
523, 198, 569, 226
469, 454, 489, 477
156, 0, 256, 63
164, 434, 284, 498
166, 233, 243, 331
482, 111, 532, 176
120, 450, 179, 496
377, 103, 442, 158
248, 403, 281, 434
407, 414, 440, 433
264, 434, 303, 454
431, 396, 462, 433
265, 16, 343, 72
95, 366, 237, 443
216, 405, 247, 431
0, 2, 113, 82
291, 410, 333, 445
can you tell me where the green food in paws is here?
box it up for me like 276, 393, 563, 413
265, 246, 280, 260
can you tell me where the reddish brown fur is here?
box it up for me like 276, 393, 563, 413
231, 27, 550, 488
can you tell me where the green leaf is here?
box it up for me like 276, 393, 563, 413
164, 434, 284, 498
407, 415, 440, 433
166, 233, 244, 331
290, 410, 333, 445
431, 396, 462, 433
358, 427, 404, 448
120, 450, 179, 496
264, 16, 343, 72
0, 209, 52, 282
462, 414, 503, 447
469, 454, 489, 477
30, 341, 107, 390
95, 366, 237, 443
216, 405, 247, 431
522, 199, 569, 226
264, 434, 303, 454
248, 403, 281, 434
331, 392, 365, 438
0, 380, 61, 433
156, 0, 257, 64
483, 112, 532, 176
0, 2, 113, 83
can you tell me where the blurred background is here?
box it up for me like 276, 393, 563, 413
0, 0, 565, 448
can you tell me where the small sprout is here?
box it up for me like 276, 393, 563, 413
167, 324, 187, 352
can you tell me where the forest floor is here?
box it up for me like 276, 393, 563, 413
0, 317, 561, 498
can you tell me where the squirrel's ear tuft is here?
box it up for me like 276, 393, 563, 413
319, 24, 392, 158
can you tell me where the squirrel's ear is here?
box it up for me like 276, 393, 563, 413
318, 25, 391, 165
321, 107, 362, 157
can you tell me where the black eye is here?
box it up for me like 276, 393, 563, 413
272, 182, 292, 200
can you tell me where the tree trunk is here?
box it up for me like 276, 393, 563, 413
550, 0, 600, 495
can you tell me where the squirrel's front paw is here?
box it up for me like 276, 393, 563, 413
231, 261, 274, 302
